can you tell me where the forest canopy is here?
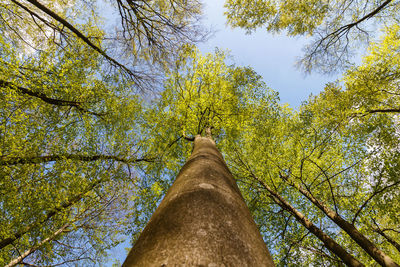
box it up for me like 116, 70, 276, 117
0, 0, 399, 266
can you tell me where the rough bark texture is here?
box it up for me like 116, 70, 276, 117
123, 136, 274, 266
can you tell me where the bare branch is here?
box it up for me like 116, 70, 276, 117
301, 0, 394, 72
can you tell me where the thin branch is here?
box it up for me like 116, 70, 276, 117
367, 108, 400, 114
352, 180, 400, 224
371, 217, 400, 253
0, 80, 106, 118
0, 176, 111, 249
307, 158, 339, 214
0, 154, 153, 166
12, 0, 142, 82
6, 223, 71, 267
182, 134, 195, 141
304, 0, 393, 72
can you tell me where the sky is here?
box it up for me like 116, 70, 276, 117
110, 0, 338, 264
198, 0, 336, 108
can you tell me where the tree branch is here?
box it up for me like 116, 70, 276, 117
0, 191, 85, 249
0, 80, 106, 118
371, 218, 400, 253
304, 0, 393, 72
232, 149, 364, 266
367, 108, 400, 114
0, 175, 118, 249
317, 0, 393, 51
12, 0, 142, 82
0, 153, 153, 166
307, 158, 339, 214
6, 223, 71, 267
284, 175, 399, 266
182, 134, 195, 141
352, 180, 400, 224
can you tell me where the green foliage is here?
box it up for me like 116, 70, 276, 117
140, 46, 278, 180
225, 0, 328, 35
224, 0, 400, 72
0, 27, 150, 265
226, 23, 400, 265
1, 0, 400, 265
0, 0, 206, 264
295, 25, 400, 263
108, 0, 204, 64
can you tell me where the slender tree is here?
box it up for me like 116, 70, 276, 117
284, 175, 399, 267
225, 31, 400, 262
233, 151, 364, 266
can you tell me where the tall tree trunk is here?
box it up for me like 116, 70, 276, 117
0, 178, 102, 249
123, 135, 274, 266
5, 223, 70, 267
251, 174, 364, 266
288, 181, 400, 267
374, 229, 400, 254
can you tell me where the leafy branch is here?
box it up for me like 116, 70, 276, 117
0, 154, 154, 166
0, 80, 106, 118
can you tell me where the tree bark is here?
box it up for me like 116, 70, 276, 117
123, 135, 274, 266
288, 181, 400, 267
0, 154, 152, 166
255, 178, 364, 266
0, 179, 102, 249
5, 223, 70, 267
375, 230, 400, 254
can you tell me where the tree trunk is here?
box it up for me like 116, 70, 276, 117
375, 229, 400, 254
5, 223, 70, 267
256, 179, 364, 266
123, 135, 274, 266
0, 179, 102, 249
289, 181, 399, 267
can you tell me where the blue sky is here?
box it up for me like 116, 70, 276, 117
198, 0, 336, 108
110, 1, 338, 265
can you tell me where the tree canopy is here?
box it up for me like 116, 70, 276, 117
225, 0, 400, 73
1, 0, 400, 266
